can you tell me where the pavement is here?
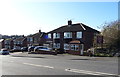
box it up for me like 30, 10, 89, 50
10, 52, 119, 61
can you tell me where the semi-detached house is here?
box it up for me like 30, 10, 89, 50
13, 37, 27, 49
46, 20, 100, 55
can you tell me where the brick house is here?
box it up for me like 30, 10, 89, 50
13, 37, 27, 49
46, 20, 100, 55
0, 39, 4, 50
27, 34, 34, 47
0, 34, 2, 39
27, 30, 47, 46
4, 38, 14, 50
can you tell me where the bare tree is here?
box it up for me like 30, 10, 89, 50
101, 20, 120, 53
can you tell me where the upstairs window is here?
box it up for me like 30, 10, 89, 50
77, 32, 82, 38
53, 33, 60, 39
64, 32, 72, 38
48, 33, 51, 39
30, 37, 33, 42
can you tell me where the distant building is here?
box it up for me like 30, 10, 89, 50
27, 30, 46, 46
27, 34, 34, 47
0, 34, 2, 39
4, 38, 14, 50
46, 20, 100, 55
0, 39, 4, 50
13, 37, 27, 49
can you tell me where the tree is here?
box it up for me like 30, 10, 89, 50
101, 21, 120, 53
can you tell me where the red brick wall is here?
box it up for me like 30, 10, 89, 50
66, 50, 80, 55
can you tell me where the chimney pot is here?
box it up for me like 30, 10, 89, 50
68, 20, 72, 25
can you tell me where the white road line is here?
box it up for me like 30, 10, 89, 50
65, 68, 117, 76
23, 63, 54, 69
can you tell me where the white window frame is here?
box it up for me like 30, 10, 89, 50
64, 32, 72, 38
30, 37, 33, 42
27, 37, 30, 41
48, 33, 51, 39
75, 45, 79, 51
77, 32, 82, 38
70, 44, 79, 51
64, 44, 69, 50
71, 44, 75, 50
53, 33, 60, 39
53, 43, 60, 49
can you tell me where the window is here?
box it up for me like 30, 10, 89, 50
27, 38, 30, 41
53, 33, 60, 38
53, 43, 60, 48
30, 37, 33, 42
70, 44, 79, 51
64, 44, 69, 50
64, 32, 72, 38
77, 32, 82, 38
48, 33, 51, 39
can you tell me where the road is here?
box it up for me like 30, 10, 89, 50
0, 53, 119, 77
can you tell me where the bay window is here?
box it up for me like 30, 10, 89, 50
70, 44, 79, 51
64, 44, 69, 50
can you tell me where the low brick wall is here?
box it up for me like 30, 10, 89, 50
35, 50, 57, 55
66, 50, 80, 55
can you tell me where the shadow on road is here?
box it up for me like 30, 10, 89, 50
69, 59, 90, 60
11, 56, 45, 59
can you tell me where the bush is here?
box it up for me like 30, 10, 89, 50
87, 47, 114, 57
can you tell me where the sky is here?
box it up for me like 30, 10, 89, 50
0, 0, 118, 36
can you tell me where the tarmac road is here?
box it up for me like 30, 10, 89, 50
0, 52, 119, 77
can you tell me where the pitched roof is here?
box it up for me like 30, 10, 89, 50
48, 23, 100, 33
14, 37, 26, 42
4, 38, 13, 42
32, 32, 46, 38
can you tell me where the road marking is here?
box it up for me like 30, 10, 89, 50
23, 63, 54, 69
65, 68, 117, 76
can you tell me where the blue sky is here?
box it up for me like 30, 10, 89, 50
0, 0, 118, 35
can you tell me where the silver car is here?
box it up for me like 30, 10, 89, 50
0, 48, 10, 55
34, 46, 52, 52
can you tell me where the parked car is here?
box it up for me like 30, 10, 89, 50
33, 46, 57, 55
0, 48, 10, 55
114, 52, 120, 57
10, 48, 21, 53
28, 46, 36, 52
21, 47, 28, 52
34, 46, 52, 51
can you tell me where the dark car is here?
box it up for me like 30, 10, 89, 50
0, 48, 10, 55
28, 46, 36, 52
21, 47, 28, 52
10, 48, 21, 53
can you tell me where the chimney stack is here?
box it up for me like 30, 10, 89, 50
39, 29, 41, 33
68, 20, 72, 25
